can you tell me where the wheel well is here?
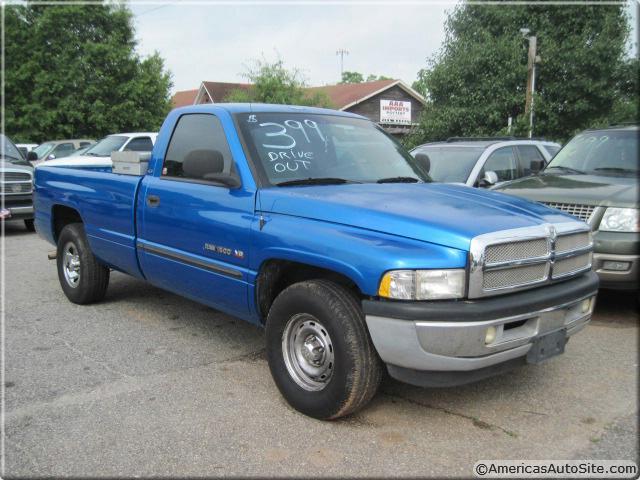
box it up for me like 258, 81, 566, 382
256, 260, 362, 324
52, 205, 82, 241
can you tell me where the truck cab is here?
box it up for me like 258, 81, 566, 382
34, 104, 598, 419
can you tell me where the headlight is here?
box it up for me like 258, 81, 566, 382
378, 269, 465, 300
599, 208, 640, 232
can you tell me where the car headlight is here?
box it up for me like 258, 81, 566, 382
599, 208, 640, 233
378, 269, 466, 300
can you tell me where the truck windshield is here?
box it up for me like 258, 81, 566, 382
545, 130, 639, 176
84, 136, 128, 157
236, 113, 430, 186
1, 134, 29, 165
412, 146, 484, 183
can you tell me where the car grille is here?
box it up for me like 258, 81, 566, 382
542, 202, 595, 222
469, 224, 593, 298
1, 170, 33, 195
2, 172, 31, 182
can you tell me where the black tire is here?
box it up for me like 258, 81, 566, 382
266, 280, 382, 420
56, 223, 110, 304
24, 219, 35, 232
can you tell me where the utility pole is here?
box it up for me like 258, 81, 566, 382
520, 28, 538, 139
336, 48, 349, 81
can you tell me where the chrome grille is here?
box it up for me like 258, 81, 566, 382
2, 172, 31, 181
485, 238, 548, 263
469, 223, 593, 298
543, 202, 595, 222
0, 183, 32, 194
556, 232, 591, 253
483, 263, 548, 290
553, 253, 592, 278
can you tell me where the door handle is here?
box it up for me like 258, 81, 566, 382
146, 195, 160, 207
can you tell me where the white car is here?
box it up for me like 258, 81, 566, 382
410, 137, 561, 188
42, 132, 158, 169
16, 143, 39, 157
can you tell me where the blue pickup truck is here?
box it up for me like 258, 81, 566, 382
34, 104, 598, 419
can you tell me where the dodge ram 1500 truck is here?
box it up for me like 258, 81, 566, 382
34, 104, 599, 420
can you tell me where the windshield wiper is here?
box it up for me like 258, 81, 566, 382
275, 177, 358, 187
376, 176, 421, 183
545, 166, 585, 174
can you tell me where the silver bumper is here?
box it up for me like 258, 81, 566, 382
366, 294, 596, 372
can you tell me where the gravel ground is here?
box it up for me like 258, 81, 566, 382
3, 221, 638, 478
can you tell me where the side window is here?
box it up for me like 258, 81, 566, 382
52, 143, 76, 158
163, 114, 235, 181
124, 137, 154, 152
483, 147, 517, 182
516, 145, 546, 176
543, 144, 560, 157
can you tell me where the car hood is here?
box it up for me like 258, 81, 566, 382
258, 183, 576, 252
494, 173, 639, 208
0, 159, 33, 172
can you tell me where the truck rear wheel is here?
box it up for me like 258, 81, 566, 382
266, 280, 382, 420
56, 223, 110, 304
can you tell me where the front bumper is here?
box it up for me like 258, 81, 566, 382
1, 193, 34, 220
592, 230, 640, 290
363, 272, 599, 387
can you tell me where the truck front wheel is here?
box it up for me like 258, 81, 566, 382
56, 223, 110, 304
266, 280, 382, 420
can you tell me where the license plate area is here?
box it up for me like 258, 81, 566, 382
526, 329, 567, 364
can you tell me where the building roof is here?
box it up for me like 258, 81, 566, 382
171, 89, 199, 108
172, 79, 426, 110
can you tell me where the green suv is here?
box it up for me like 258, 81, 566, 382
495, 125, 639, 290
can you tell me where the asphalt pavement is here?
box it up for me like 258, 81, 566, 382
3, 221, 638, 477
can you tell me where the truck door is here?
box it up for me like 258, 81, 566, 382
137, 113, 254, 318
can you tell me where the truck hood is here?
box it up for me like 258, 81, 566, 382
494, 173, 639, 208
258, 183, 575, 251
0, 159, 33, 172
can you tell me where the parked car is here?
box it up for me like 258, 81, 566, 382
495, 125, 639, 290
34, 104, 598, 419
16, 143, 39, 158
42, 132, 158, 170
1, 134, 35, 231
27, 139, 95, 165
410, 138, 561, 188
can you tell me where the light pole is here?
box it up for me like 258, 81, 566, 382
336, 48, 349, 80
520, 28, 539, 139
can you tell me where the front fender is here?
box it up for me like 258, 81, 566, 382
251, 214, 468, 296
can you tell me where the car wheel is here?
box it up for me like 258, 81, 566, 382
24, 219, 35, 232
266, 280, 382, 420
56, 223, 110, 304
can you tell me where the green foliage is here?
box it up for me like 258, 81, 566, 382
340, 71, 392, 83
225, 58, 332, 107
4, 2, 173, 143
410, 4, 635, 146
340, 71, 364, 83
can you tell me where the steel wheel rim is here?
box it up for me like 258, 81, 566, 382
282, 313, 334, 391
62, 242, 81, 288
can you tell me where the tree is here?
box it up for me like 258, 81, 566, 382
224, 58, 332, 107
410, 4, 634, 146
339, 71, 392, 83
4, 2, 172, 143
340, 71, 364, 83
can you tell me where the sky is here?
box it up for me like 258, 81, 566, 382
130, 1, 639, 95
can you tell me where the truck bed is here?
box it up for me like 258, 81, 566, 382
34, 166, 145, 278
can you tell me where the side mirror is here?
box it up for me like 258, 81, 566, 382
182, 149, 240, 188
414, 153, 431, 173
27, 151, 38, 161
47, 154, 56, 160
530, 159, 545, 173
479, 170, 498, 188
